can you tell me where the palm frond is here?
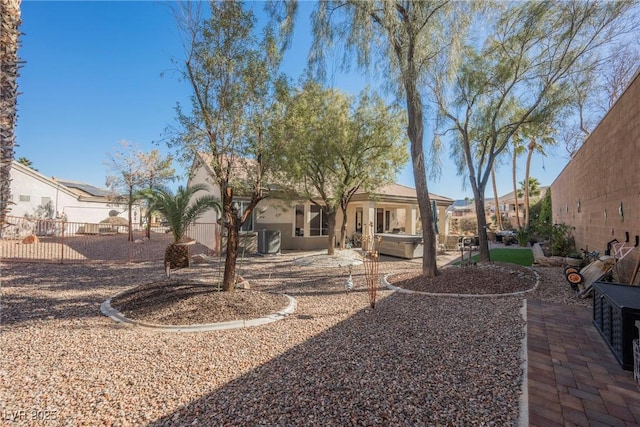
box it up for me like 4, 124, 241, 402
139, 184, 220, 242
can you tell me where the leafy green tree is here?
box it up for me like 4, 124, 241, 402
169, 1, 289, 291
538, 188, 552, 228
140, 184, 220, 270
280, 82, 408, 254
311, 1, 472, 276
432, 1, 634, 262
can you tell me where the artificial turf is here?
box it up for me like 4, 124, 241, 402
463, 247, 534, 266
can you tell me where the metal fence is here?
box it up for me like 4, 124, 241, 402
0, 216, 221, 264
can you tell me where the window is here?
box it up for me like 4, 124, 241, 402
376, 208, 384, 233
355, 208, 363, 233
19, 195, 30, 202
309, 205, 328, 236
295, 204, 304, 236
237, 201, 254, 232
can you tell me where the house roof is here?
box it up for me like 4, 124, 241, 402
353, 183, 454, 205
492, 186, 549, 204
191, 153, 457, 205
447, 199, 474, 212
11, 161, 78, 199
57, 180, 110, 198
10, 160, 114, 203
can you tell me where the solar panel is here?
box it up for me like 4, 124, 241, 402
58, 180, 110, 197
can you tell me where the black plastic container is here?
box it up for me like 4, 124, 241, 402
592, 281, 640, 370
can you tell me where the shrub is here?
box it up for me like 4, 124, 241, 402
549, 223, 576, 257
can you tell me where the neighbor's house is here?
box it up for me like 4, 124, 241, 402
7, 160, 138, 225
485, 186, 549, 229
188, 153, 454, 254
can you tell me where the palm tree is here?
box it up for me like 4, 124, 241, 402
510, 137, 527, 229
0, 0, 22, 232
140, 184, 220, 273
16, 156, 35, 170
490, 166, 503, 230
518, 177, 542, 227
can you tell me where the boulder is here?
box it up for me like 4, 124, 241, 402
21, 235, 39, 244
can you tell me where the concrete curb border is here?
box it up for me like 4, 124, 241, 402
518, 300, 529, 427
382, 267, 540, 298
100, 292, 297, 333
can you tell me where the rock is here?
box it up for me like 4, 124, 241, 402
235, 275, 250, 289
21, 234, 39, 244
532, 243, 565, 266
191, 254, 211, 264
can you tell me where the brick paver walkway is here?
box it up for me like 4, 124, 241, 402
526, 300, 640, 426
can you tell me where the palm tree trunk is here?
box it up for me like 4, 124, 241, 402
491, 167, 503, 230
145, 211, 152, 239
524, 138, 536, 227
0, 0, 21, 231
512, 149, 521, 229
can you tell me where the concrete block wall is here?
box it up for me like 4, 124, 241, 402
551, 70, 640, 283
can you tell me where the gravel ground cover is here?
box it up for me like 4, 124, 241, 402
388, 262, 537, 295
1, 251, 589, 426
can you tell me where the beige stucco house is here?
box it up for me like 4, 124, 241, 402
188, 153, 454, 255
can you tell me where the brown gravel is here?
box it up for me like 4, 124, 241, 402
110, 282, 290, 325
388, 262, 537, 294
1, 250, 590, 426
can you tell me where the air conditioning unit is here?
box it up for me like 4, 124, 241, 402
257, 229, 281, 254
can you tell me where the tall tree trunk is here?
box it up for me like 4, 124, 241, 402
470, 179, 491, 262
0, 0, 21, 232
491, 167, 503, 230
403, 66, 437, 277
339, 205, 348, 249
524, 138, 536, 227
326, 209, 337, 255
222, 186, 238, 292
127, 186, 135, 242
512, 149, 521, 229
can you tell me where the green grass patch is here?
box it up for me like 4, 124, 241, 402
459, 248, 534, 266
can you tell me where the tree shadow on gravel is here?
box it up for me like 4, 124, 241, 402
148, 293, 525, 426
0, 262, 165, 327
109, 281, 215, 314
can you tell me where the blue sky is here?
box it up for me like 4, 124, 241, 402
16, 1, 571, 201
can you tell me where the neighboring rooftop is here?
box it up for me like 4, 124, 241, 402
56, 179, 110, 198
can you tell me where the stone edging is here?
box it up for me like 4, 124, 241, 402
382, 268, 540, 298
100, 292, 297, 333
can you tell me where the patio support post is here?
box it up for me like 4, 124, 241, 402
406, 205, 418, 235
362, 204, 375, 251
